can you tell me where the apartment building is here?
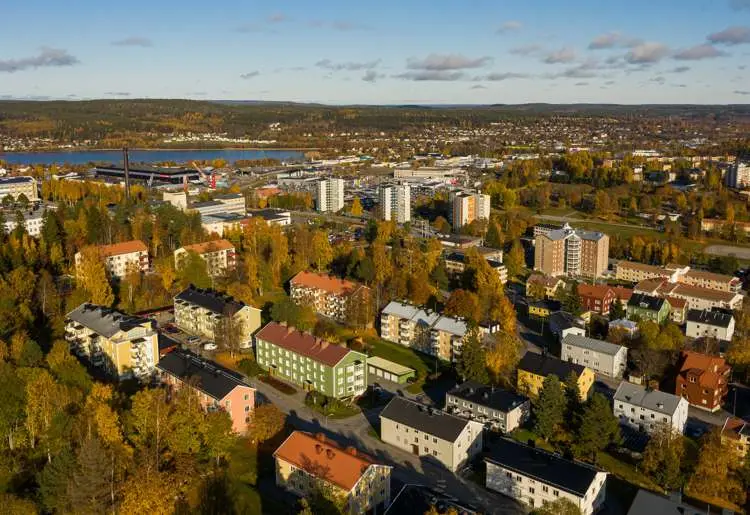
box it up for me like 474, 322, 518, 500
65, 303, 159, 380
379, 183, 411, 223
485, 438, 607, 515
379, 396, 483, 472
201, 213, 252, 236
163, 190, 188, 210
616, 262, 741, 293
721, 417, 750, 458
0, 176, 39, 202
75, 240, 149, 279
626, 293, 670, 323
676, 351, 730, 412
517, 352, 594, 399
254, 322, 367, 399
173, 286, 261, 347
174, 239, 236, 276
561, 334, 627, 378
157, 348, 255, 433
577, 284, 616, 315
613, 382, 688, 434
450, 190, 490, 229
445, 381, 530, 433
627, 489, 705, 515
660, 282, 743, 311
681, 269, 742, 293
316, 177, 345, 212
526, 273, 564, 299
289, 271, 371, 324
615, 261, 679, 283
686, 309, 735, 341
190, 193, 246, 217
2, 205, 47, 237
725, 160, 750, 189
534, 223, 609, 279
274, 431, 392, 515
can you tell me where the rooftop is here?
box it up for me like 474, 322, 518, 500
678, 351, 730, 390
273, 431, 380, 492
447, 381, 529, 412
633, 278, 665, 293
96, 240, 148, 257
385, 484, 478, 515
617, 260, 668, 274
666, 283, 739, 303
577, 283, 614, 299
485, 438, 602, 497
180, 239, 235, 254
562, 334, 625, 357
527, 273, 562, 288
367, 356, 415, 376
626, 490, 703, 515
175, 285, 251, 316
157, 348, 250, 400
684, 269, 739, 285
67, 303, 151, 339
0, 176, 35, 184
432, 315, 468, 336
518, 352, 586, 380
290, 271, 362, 296
255, 322, 361, 367
613, 382, 683, 415
627, 292, 666, 311
686, 308, 733, 328
380, 396, 472, 443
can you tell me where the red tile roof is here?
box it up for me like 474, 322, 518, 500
98, 240, 148, 257
290, 271, 362, 296
255, 322, 354, 367
274, 431, 378, 491
182, 239, 235, 254
577, 283, 613, 300
678, 351, 730, 390
611, 286, 633, 301
665, 296, 687, 309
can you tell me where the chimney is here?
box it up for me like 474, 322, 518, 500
321, 340, 329, 349
315, 444, 323, 454
346, 447, 357, 457
315, 433, 326, 442
326, 449, 335, 460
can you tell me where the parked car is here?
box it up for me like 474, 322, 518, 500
203, 342, 218, 351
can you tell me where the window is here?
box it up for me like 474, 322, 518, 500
542, 486, 548, 493
506, 472, 512, 478
516, 475, 522, 482
244, 406, 251, 412
432, 450, 437, 456
529, 487, 535, 494
424, 434, 428, 440
553, 490, 559, 497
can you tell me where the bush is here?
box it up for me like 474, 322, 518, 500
259, 376, 296, 395
238, 358, 264, 378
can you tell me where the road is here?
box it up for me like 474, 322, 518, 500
247, 375, 523, 515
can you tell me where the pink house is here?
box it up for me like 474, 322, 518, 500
157, 349, 255, 433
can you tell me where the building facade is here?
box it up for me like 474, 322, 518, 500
290, 271, 371, 324
65, 303, 159, 380
379, 396, 483, 472
75, 240, 150, 279
534, 223, 609, 279
0, 176, 39, 202
157, 348, 255, 433
626, 293, 670, 323
577, 284, 617, 315
174, 286, 262, 347
686, 309, 735, 341
274, 431, 392, 515
561, 334, 627, 378
255, 322, 367, 399
613, 382, 689, 434
445, 381, 530, 433
379, 184, 411, 223
517, 353, 594, 399
174, 239, 236, 276
721, 417, 750, 458
316, 178, 345, 212
725, 161, 750, 189
676, 351, 730, 412
450, 191, 490, 229
2, 205, 47, 237
484, 438, 607, 515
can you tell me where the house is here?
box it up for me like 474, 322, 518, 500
367, 356, 416, 385
665, 296, 687, 324
2, 205, 48, 237
157, 348, 255, 433
561, 334, 627, 378
379, 396, 483, 472
484, 438, 607, 515
174, 239, 236, 276
173, 286, 262, 348
577, 284, 616, 315
254, 322, 367, 399
65, 303, 159, 381
274, 431, 391, 515
290, 271, 371, 325
626, 489, 704, 515
548, 311, 586, 342
626, 293, 670, 323
75, 240, 150, 279
444, 381, 530, 433
685, 309, 735, 342
517, 352, 594, 399
675, 351, 730, 412
608, 318, 638, 338
525, 273, 563, 299
721, 417, 750, 458
527, 299, 561, 320
613, 382, 689, 434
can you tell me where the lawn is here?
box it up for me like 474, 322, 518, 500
304, 391, 361, 419
509, 428, 554, 451
364, 335, 447, 394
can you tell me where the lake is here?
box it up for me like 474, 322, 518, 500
1, 149, 306, 166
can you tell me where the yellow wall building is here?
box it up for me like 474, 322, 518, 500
517, 352, 594, 400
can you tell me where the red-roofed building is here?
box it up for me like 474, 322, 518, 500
665, 296, 688, 324
721, 417, 750, 458
675, 351, 731, 412
577, 284, 616, 315
174, 239, 236, 276
290, 271, 372, 324
75, 240, 149, 278
254, 322, 367, 398
274, 431, 391, 513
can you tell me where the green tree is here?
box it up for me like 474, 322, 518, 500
0, 363, 26, 451
534, 374, 565, 441
564, 371, 583, 431
457, 329, 489, 383
505, 240, 525, 278
250, 403, 287, 443
485, 221, 504, 249
573, 393, 621, 461
687, 429, 746, 506
530, 498, 582, 515
176, 250, 211, 289
641, 423, 686, 491
609, 298, 626, 320
38, 448, 76, 513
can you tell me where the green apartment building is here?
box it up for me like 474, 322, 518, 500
254, 322, 367, 399
627, 293, 670, 323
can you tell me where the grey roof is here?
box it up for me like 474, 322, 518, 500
381, 301, 441, 328
562, 334, 625, 357
627, 292, 666, 311
214, 193, 243, 200
432, 316, 467, 336
175, 285, 247, 316
485, 439, 603, 497
0, 176, 35, 184
380, 396, 472, 442
549, 311, 583, 332
190, 200, 223, 208
518, 352, 586, 378
626, 490, 702, 515
614, 382, 683, 416
545, 225, 604, 242
67, 303, 151, 338
447, 381, 528, 413
253, 208, 289, 220
157, 349, 250, 400
686, 308, 733, 328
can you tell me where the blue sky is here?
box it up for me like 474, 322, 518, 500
2, 0, 750, 104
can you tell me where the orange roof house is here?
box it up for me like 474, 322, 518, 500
97, 240, 148, 257
675, 351, 730, 412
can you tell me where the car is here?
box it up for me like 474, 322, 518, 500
164, 326, 179, 334
203, 342, 218, 351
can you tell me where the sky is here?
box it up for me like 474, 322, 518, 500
1, 0, 750, 104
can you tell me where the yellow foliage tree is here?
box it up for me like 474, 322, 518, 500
350, 197, 363, 216
76, 246, 114, 306
485, 333, 523, 386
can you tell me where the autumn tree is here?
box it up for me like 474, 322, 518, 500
444, 289, 481, 324
530, 498, 582, 515
250, 403, 287, 443
350, 197, 363, 217
534, 374, 565, 441
176, 250, 211, 289
641, 424, 687, 491
609, 298, 626, 320
505, 240, 525, 278
485, 333, 522, 386
687, 429, 746, 507
457, 329, 489, 383
310, 230, 333, 271
215, 310, 245, 358
76, 246, 114, 306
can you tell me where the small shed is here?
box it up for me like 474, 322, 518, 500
367, 356, 416, 384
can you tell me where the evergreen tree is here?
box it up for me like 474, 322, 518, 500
457, 330, 489, 383
534, 374, 565, 441
485, 221, 504, 249
573, 393, 621, 461
609, 298, 626, 320
38, 448, 76, 513
69, 436, 112, 514
563, 371, 583, 432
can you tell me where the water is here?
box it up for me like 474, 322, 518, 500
1, 148, 306, 166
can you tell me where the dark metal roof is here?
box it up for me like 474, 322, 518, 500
626, 489, 703, 515
485, 438, 601, 497
447, 381, 529, 413
66, 303, 151, 338
0, 176, 35, 184
627, 292, 666, 311
157, 348, 250, 400
380, 396, 470, 443
686, 308, 733, 328
174, 285, 246, 316
518, 352, 586, 378
384, 484, 480, 515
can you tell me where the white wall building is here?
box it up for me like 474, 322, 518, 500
75, 240, 150, 279
0, 176, 39, 202
379, 184, 411, 224
613, 382, 689, 435
561, 334, 627, 378
3, 206, 47, 237
316, 178, 345, 212
685, 309, 735, 342
450, 191, 490, 229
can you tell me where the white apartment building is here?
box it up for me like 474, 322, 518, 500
316, 178, 345, 212
685, 309, 735, 342
0, 176, 39, 202
75, 240, 150, 279
613, 382, 689, 435
379, 396, 483, 472
379, 184, 411, 223
3, 206, 47, 237
174, 239, 236, 276
190, 193, 246, 218
485, 438, 607, 515
561, 334, 627, 378
65, 303, 159, 380
726, 161, 750, 189
163, 190, 189, 210
450, 191, 490, 229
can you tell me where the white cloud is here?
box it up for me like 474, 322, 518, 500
673, 44, 726, 61
0, 47, 79, 73
708, 26, 750, 46
543, 48, 576, 64
624, 42, 669, 64
112, 36, 153, 47
406, 54, 492, 70
240, 71, 260, 79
